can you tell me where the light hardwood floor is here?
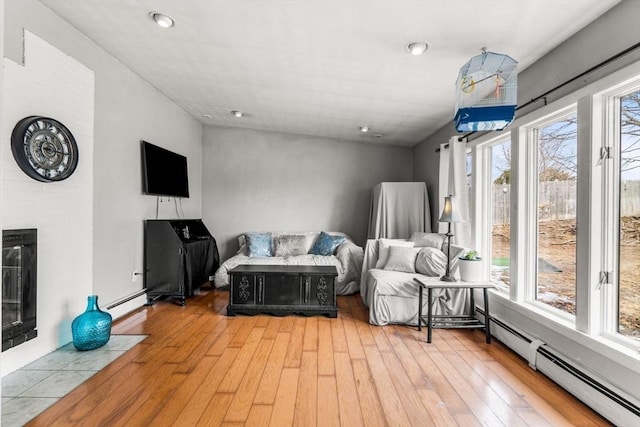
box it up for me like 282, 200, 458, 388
28, 287, 612, 426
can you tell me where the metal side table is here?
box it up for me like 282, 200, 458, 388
415, 278, 495, 344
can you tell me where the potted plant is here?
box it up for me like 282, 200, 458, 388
458, 250, 484, 282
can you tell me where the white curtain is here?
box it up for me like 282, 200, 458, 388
438, 136, 470, 247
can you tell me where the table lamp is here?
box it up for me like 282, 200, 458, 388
439, 196, 464, 282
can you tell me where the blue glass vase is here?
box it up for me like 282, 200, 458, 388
71, 295, 112, 351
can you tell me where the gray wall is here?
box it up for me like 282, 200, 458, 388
413, 0, 640, 231
0, 0, 4, 397
202, 126, 412, 260
0, 0, 4, 236
3, 0, 203, 311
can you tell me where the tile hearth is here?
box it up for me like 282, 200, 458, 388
1, 335, 146, 426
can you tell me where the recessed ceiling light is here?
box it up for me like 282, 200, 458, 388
231, 110, 244, 118
149, 12, 174, 28
406, 42, 429, 55
359, 126, 369, 133
374, 133, 384, 138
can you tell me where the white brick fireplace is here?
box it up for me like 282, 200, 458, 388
1, 30, 94, 375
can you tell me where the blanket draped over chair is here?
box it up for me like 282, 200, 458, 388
367, 182, 431, 239
360, 237, 469, 326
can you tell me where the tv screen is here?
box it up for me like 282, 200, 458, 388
141, 141, 189, 198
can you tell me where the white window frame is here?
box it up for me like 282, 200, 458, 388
598, 78, 640, 347
475, 136, 512, 293
468, 59, 640, 357
522, 106, 579, 324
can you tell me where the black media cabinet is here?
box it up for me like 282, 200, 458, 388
144, 219, 219, 305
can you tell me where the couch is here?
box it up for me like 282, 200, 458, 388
214, 231, 364, 295
360, 232, 470, 326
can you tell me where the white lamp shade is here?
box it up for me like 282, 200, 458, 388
439, 196, 465, 223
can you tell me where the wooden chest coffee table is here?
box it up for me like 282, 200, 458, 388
227, 265, 338, 318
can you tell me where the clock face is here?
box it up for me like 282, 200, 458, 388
11, 116, 79, 182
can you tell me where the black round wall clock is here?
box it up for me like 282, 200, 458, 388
11, 116, 79, 182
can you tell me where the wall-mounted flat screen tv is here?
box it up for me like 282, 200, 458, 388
141, 141, 189, 198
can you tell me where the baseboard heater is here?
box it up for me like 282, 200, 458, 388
476, 308, 640, 425
106, 289, 147, 310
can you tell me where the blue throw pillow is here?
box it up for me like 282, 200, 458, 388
245, 232, 273, 257
309, 232, 346, 256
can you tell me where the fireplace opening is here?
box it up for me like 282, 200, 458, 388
2, 229, 37, 351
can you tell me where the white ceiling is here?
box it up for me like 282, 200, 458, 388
39, 0, 620, 147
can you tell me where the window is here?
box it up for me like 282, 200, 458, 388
472, 67, 640, 350
535, 114, 578, 315
618, 89, 640, 338
490, 140, 511, 290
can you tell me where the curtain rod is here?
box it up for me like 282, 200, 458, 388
435, 40, 640, 153
434, 136, 465, 153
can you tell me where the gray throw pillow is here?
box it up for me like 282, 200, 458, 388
415, 245, 466, 277
274, 234, 307, 257
375, 240, 414, 269
409, 232, 446, 250
383, 246, 421, 273
415, 247, 448, 276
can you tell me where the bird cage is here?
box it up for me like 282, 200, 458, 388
454, 51, 518, 132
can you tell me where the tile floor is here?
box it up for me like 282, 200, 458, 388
1, 335, 146, 426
